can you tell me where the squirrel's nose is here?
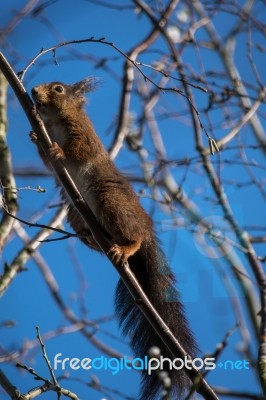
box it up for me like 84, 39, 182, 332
31, 87, 38, 96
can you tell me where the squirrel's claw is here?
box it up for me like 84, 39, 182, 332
108, 244, 127, 265
107, 244, 127, 264
48, 141, 66, 160
108, 239, 142, 265
29, 130, 38, 143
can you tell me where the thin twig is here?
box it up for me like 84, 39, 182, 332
16, 362, 80, 399
36, 326, 59, 389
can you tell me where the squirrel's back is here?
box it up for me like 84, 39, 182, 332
31, 78, 198, 399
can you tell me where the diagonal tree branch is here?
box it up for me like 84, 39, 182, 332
0, 50, 220, 400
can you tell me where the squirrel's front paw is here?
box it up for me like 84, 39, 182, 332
29, 130, 38, 143
48, 142, 66, 161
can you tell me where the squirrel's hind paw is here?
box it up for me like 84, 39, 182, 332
108, 239, 142, 265
108, 244, 127, 264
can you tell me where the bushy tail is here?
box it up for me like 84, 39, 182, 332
115, 239, 197, 400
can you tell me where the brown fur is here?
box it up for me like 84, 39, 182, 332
31, 79, 197, 399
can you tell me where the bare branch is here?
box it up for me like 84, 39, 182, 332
0, 71, 18, 253
0, 206, 68, 297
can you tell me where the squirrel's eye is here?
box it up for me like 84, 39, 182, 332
54, 85, 64, 93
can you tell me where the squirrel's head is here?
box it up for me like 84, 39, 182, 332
31, 77, 99, 118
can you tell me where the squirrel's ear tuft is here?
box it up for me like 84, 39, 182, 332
72, 77, 101, 96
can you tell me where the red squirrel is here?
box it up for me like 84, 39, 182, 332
31, 78, 197, 399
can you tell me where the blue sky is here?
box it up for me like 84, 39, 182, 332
1, 1, 265, 399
